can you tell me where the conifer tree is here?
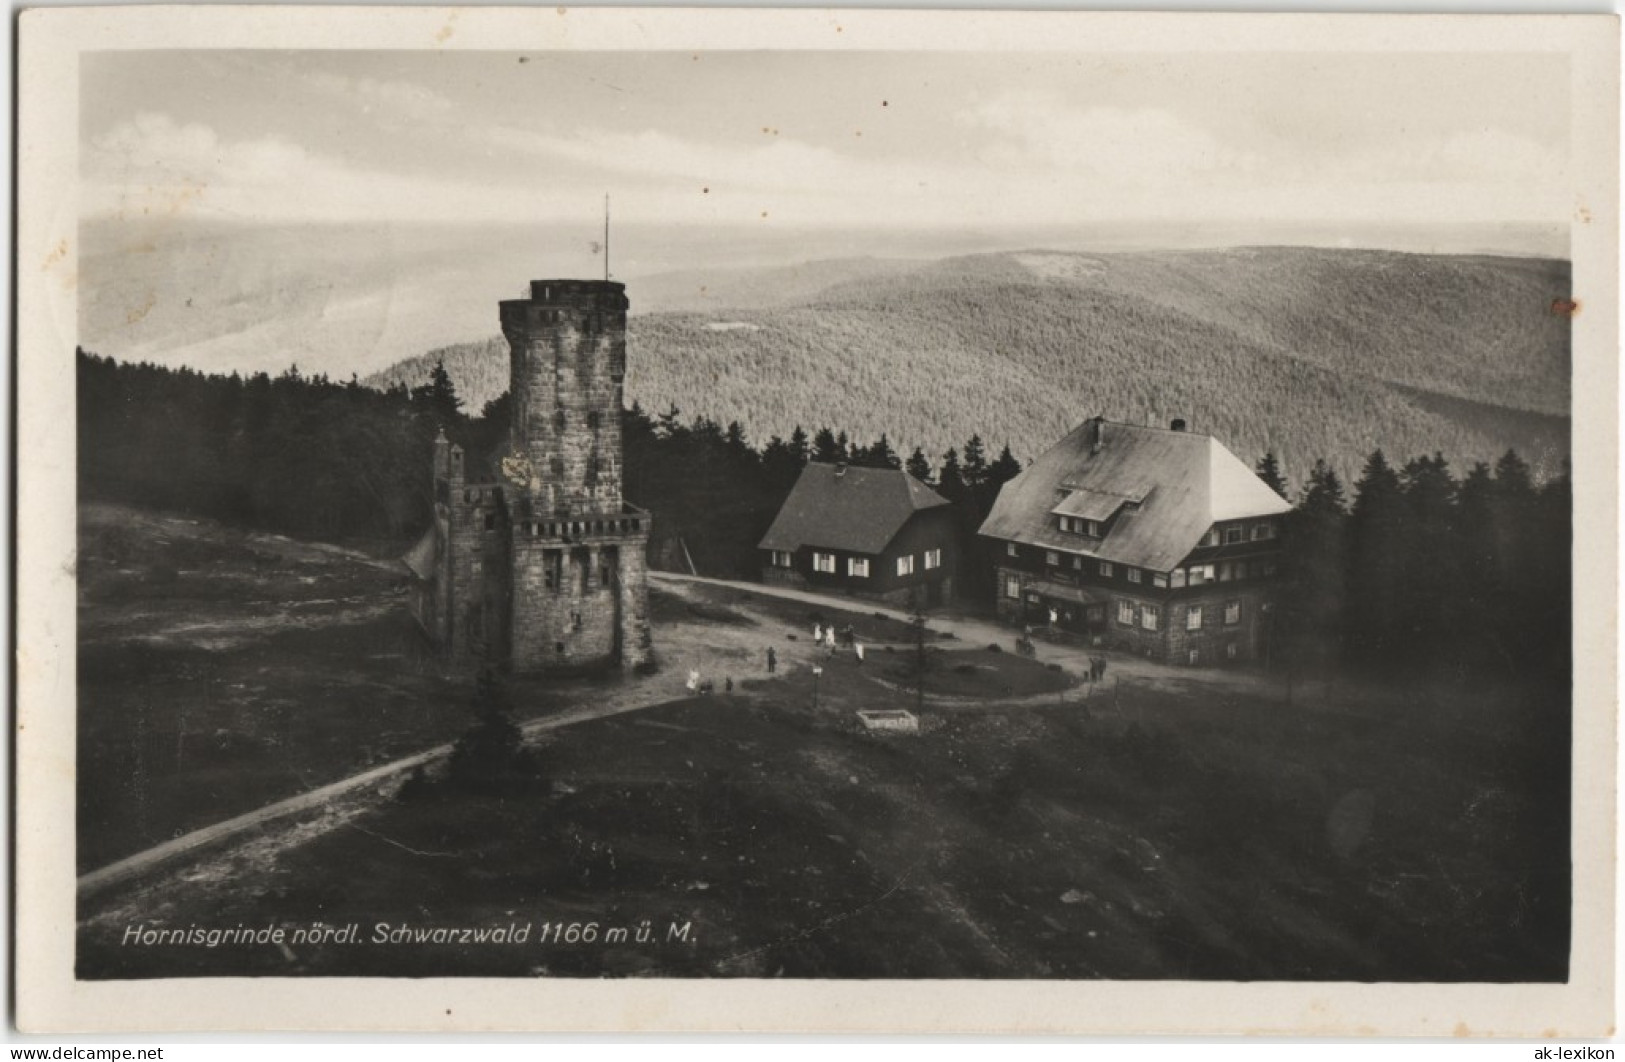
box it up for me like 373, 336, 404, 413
811, 427, 842, 464
1346, 450, 1405, 670
1256, 451, 1290, 500
905, 447, 934, 484
937, 447, 966, 503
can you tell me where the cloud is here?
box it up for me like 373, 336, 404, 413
958, 92, 1261, 186
83, 112, 536, 223
304, 73, 456, 123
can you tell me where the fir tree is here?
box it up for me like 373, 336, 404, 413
1256, 451, 1290, 500
811, 427, 842, 464
905, 447, 934, 484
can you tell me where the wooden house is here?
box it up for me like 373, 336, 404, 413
759, 462, 958, 606
978, 416, 1291, 665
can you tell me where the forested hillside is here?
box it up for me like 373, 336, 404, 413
364, 247, 1571, 486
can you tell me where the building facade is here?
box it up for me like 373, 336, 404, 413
978, 417, 1290, 666
758, 462, 958, 607
405, 279, 652, 672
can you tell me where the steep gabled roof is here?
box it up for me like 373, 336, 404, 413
979, 418, 1290, 572
759, 462, 950, 556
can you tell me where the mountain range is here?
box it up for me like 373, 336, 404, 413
365, 246, 1571, 490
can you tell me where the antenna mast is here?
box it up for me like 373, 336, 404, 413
604, 193, 611, 282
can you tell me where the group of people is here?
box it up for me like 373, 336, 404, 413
811, 622, 864, 663
685, 669, 733, 694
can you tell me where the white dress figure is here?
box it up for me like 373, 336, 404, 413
686, 669, 699, 693
855, 643, 865, 663
814, 623, 823, 643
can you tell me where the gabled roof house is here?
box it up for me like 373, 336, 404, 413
980, 416, 1291, 665
759, 462, 959, 607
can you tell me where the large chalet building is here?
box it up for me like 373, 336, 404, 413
758, 462, 959, 606
979, 416, 1291, 665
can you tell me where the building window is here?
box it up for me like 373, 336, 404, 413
484, 512, 497, 531
848, 557, 870, 578
1186, 606, 1203, 631
1219, 561, 1233, 583
1171, 569, 1187, 589
1189, 564, 1214, 586
1085, 519, 1102, 537
587, 411, 601, 429
1188, 649, 1200, 666
813, 552, 836, 574
1152, 573, 1168, 588
1005, 576, 1021, 600
1224, 526, 1244, 545
1006, 542, 1019, 558
1226, 642, 1239, 659
1045, 551, 1059, 567
896, 554, 915, 577
1117, 599, 1135, 626
1234, 561, 1248, 580
1099, 561, 1113, 577
1200, 528, 1219, 548
1072, 556, 1083, 570
1225, 601, 1241, 626
1141, 604, 1160, 631
543, 550, 561, 590
771, 550, 793, 568
1252, 522, 1276, 541
924, 548, 942, 570
1058, 516, 1072, 533
1127, 568, 1142, 584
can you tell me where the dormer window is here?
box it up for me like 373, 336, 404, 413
1200, 528, 1220, 548
1224, 526, 1245, 545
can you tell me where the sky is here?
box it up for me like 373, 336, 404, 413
82, 49, 1574, 242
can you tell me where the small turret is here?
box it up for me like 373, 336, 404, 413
433, 429, 452, 480
449, 442, 466, 487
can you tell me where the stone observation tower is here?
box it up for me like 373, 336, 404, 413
404, 278, 652, 673
500, 279, 651, 671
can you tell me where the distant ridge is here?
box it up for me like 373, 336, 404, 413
364, 245, 1571, 490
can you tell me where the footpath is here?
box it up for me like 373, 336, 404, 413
80, 573, 1289, 901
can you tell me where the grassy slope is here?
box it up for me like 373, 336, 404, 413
366, 247, 1572, 487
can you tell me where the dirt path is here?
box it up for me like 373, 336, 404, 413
649, 571, 1291, 700
80, 573, 1293, 903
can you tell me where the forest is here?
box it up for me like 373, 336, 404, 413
367, 247, 1572, 491
79, 349, 1569, 685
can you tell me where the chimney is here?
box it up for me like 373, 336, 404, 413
1170, 418, 1187, 432
1089, 416, 1105, 455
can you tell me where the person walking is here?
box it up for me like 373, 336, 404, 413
1096, 657, 1108, 681
767, 647, 777, 674
854, 642, 865, 665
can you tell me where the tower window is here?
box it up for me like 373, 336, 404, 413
587, 411, 601, 429
555, 410, 567, 431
